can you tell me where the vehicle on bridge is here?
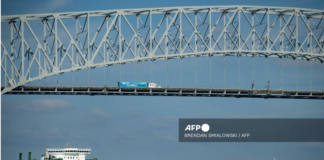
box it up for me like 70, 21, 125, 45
118, 82, 161, 88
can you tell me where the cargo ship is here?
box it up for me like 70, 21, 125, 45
40, 143, 92, 160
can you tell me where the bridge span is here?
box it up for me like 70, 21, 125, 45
1, 6, 324, 95
2, 85, 324, 99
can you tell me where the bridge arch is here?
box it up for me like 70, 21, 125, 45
1, 6, 324, 94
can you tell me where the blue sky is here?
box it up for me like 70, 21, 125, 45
2, 0, 324, 160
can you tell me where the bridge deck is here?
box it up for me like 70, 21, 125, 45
1, 86, 323, 99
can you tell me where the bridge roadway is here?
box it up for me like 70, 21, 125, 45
1, 86, 324, 99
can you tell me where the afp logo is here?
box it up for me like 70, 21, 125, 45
185, 123, 210, 132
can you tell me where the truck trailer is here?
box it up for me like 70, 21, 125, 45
118, 82, 161, 88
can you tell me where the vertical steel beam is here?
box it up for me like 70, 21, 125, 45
252, 13, 255, 51
39, 41, 41, 78
75, 17, 78, 66
5, 46, 7, 86
224, 12, 226, 89
209, 8, 212, 51
195, 12, 197, 53
238, 8, 241, 89
150, 10, 152, 57
238, 9, 241, 51
295, 10, 299, 53
87, 13, 90, 62
165, 14, 168, 55
224, 12, 226, 53
267, 8, 270, 53
119, 12, 122, 60
180, 9, 183, 54
209, 9, 212, 88
55, 16, 58, 69
21, 17, 25, 79
136, 15, 138, 58
44, 20, 47, 73
280, 14, 283, 52
10, 22, 13, 81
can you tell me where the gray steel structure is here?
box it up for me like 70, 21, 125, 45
1, 6, 324, 94
2, 86, 324, 99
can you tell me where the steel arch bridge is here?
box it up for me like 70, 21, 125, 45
1, 5, 324, 95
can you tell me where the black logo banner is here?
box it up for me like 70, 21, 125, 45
179, 119, 324, 142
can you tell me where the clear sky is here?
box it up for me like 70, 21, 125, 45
2, 0, 324, 160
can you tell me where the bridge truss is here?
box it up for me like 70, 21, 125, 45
1, 6, 324, 94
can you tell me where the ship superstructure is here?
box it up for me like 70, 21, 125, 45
41, 143, 91, 160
